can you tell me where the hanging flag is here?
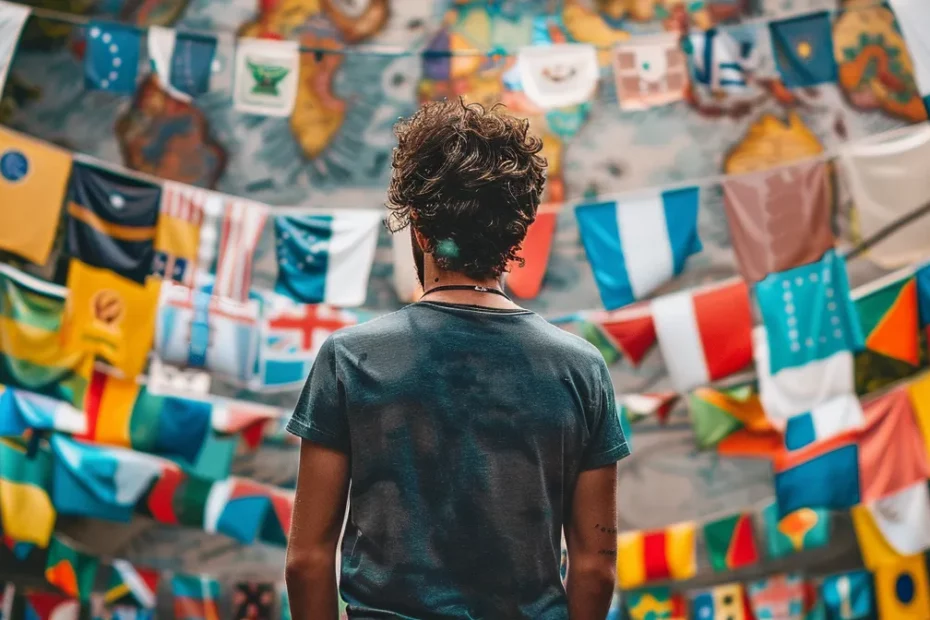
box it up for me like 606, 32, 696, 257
690, 583, 753, 620
153, 182, 206, 287
782, 394, 865, 452
66, 161, 161, 284
77, 368, 138, 448
172, 574, 221, 620
753, 326, 856, 429
144, 396, 212, 465
773, 430, 860, 516
0, 264, 90, 403
0, 1, 30, 94
908, 373, 930, 467
621, 392, 678, 424
851, 480, 930, 571
747, 573, 806, 620
703, 512, 759, 572
839, 125, 930, 268
0, 437, 55, 547
0, 127, 72, 266
761, 503, 831, 559
874, 553, 930, 619
50, 434, 173, 523
391, 228, 419, 303
232, 582, 275, 620
722, 160, 834, 283
754, 250, 863, 375
651, 279, 753, 391
854, 272, 920, 366
273, 211, 382, 307
616, 522, 697, 589
576, 188, 702, 310
686, 26, 758, 93
768, 12, 837, 87
200, 198, 266, 302
517, 43, 599, 109
147, 26, 216, 101
688, 386, 770, 449
625, 587, 686, 620
84, 22, 142, 93
22, 590, 81, 620
581, 304, 656, 366
612, 33, 689, 111
155, 280, 261, 385
507, 209, 558, 299
887, 0, 930, 114
45, 537, 99, 602
256, 293, 357, 391
858, 387, 930, 503
233, 38, 299, 117
0, 388, 86, 437
204, 477, 292, 545
104, 560, 158, 609
821, 570, 874, 620
210, 399, 279, 450
62, 260, 160, 379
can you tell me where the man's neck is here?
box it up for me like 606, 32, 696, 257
419, 269, 518, 310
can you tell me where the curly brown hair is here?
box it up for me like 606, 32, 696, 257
386, 99, 547, 280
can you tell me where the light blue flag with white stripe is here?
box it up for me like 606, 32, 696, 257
576, 187, 702, 310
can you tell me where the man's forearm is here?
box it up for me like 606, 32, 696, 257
566, 557, 617, 620
285, 558, 339, 620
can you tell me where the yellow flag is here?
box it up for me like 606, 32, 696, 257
875, 554, 930, 619
0, 127, 72, 265
907, 374, 930, 464
62, 261, 160, 378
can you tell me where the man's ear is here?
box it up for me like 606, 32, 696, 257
413, 227, 429, 252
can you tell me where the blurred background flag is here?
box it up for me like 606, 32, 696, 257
148, 26, 216, 101
768, 12, 837, 87
84, 22, 142, 93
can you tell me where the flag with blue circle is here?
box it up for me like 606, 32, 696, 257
84, 22, 142, 93
768, 12, 837, 87
754, 250, 864, 375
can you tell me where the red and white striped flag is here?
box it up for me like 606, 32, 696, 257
651, 279, 754, 392
154, 182, 208, 287
212, 198, 267, 302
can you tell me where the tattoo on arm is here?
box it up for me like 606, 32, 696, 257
597, 548, 617, 558
594, 523, 618, 535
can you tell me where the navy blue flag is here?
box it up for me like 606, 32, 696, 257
84, 22, 142, 94
769, 12, 837, 87
66, 161, 161, 283
148, 26, 216, 99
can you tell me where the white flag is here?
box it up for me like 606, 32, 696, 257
517, 44, 599, 109
0, 1, 30, 94
233, 37, 300, 117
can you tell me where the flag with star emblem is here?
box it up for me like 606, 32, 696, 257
45, 536, 99, 602
754, 250, 863, 375
273, 211, 382, 307
232, 582, 274, 620
821, 570, 874, 620
0, 1, 30, 94
769, 12, 837, 87
748, 573, 805, 620
66, 161, 161, 284
255, 292, 358, 391
148, 26, 216, 101
84, 22, 142, 93
0, 125, 72, 266
233, 38, 299, 117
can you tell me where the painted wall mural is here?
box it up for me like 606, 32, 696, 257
2, 0, 923, 598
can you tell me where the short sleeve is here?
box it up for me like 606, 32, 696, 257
286, 336, 350, 453
580, 360, 630, 470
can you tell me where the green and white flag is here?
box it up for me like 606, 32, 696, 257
233, 38, 299, 117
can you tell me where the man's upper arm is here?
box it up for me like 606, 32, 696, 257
287, 336, 350, 453
580, 359, 630, 471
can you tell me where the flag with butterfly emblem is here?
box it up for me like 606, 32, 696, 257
0, 263, 91, 404
576, 188, 702, 310
0, 127, 72, 266
198, 197, 267, 302
517, 44, 599, 109
44, 537, 99, 602
761, 503, 831, 559
84, 22, 142, 93
104, 560, 158, 610
153, 182, 206, 286
148, 26, 216, 101
232, 582, 274, 620
821, 570, 874, 620
155, 280, 261, 385
769, 12, 837, 87
233, 38, 299, 117
0, 1, 30, 94
273, 211, 382, 307
0, 437, 55, 547
612, 33, 689, 110
172, 574, 220, 620
62, 260, 160, 379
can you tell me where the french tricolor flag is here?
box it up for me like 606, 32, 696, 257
576, 187, 702, 310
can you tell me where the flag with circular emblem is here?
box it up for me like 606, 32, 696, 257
768, 12, 837, 88
874, 553, 930, 619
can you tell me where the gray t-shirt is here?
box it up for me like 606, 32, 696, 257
287, 301, 629, 619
